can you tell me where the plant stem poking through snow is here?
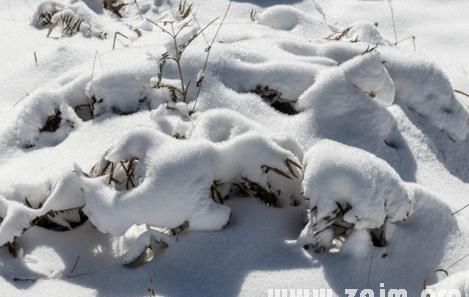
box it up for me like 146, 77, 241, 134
147, 17, 219, 103
191, 0, 232, 114
112, 32, 128, 50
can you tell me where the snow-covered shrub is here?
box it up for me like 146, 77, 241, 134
79, 128, 300, 262
1, 89, 80, 149
81, 128, 300, 234
189, 109, 304, 206
86, 68, 152, 116
298, 140, 415, 253
0, 172, 85, 249
32, 1, 107, 39
0, 127, 301, 263
31, 1, 65, 27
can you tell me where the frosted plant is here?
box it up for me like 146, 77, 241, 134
298, 140, 415, 253
0, 128, 300, 265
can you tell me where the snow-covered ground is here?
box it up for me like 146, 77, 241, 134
1, 0, 469, 296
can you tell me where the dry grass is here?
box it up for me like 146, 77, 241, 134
252, 85, 298, 115
210, 158, 302, 207
87, 157, 141, 191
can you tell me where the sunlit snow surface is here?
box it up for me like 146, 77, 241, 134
1, 0, 469, 296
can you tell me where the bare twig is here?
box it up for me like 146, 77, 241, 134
33, 51, 38, 67
451, 203, 469, 216
112, 32, 128, 50
191, 0, 232, 113
146, 16, 219, 103
134, 0, 144, 20
70, 255, 80, 274
250, 9, 256, 22
455, 89, 469, 98
395, 36, 416, 51
386, 0, 398, 44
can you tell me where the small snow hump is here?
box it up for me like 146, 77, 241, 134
428, 271, 469, 297
298, 140, 415, 254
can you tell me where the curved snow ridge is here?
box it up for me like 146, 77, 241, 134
190, 108, 304, 160
296, 53, 398, 146
299, 140, 415, 252
296, 48, 469, 146
257, 5, 334, 39
81, 127, 301, 236
197, 38, 337, 101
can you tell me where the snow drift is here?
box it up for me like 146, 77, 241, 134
298, 140, 415, 252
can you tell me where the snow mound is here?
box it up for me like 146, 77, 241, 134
0, 127, 301, 262
0, 89, 81, 149
189, 109, 304, 206
257, 5, 333, 39
297, 53, 398, 145
0, 171, 84, 247
81, 128, 300, 236
32, 1, 107, 39
428, 271, 469, 297
383, 50, 469, 142
298, 140, 415, 252
190, 109, 303, 159
343, 53, 395, 106
348, 21, 391, 46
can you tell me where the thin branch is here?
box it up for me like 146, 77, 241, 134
134, 0, 144, 21
451, 203, 469, 216
113, 32, 128, 50
386, 0, 398, 44
146, 19, 175, 37
70, 255, 80, 274
455, 89, 469, 98
191, 12, 210, 46
191, 0, 232, 113
395, 36, 416, 51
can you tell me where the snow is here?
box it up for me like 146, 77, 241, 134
256, 5, 333, 38
1, 0, 469, 296
429, 271, 469, 297
298, 140, 414, 252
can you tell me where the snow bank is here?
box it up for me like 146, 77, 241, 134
0, 88, 81, 149
298, 140, 415, 252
